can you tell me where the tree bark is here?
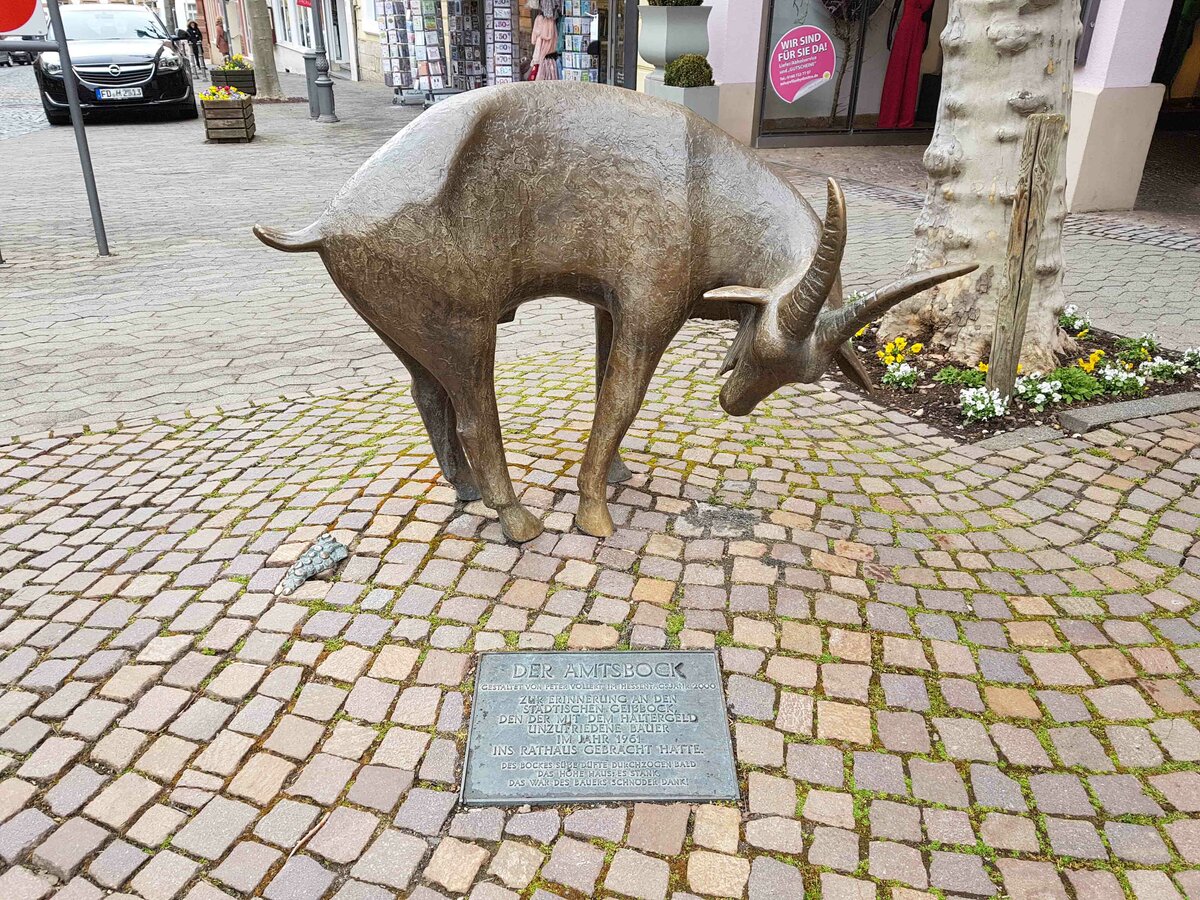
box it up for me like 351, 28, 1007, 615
876, 0, 1080, 371
245, 0, 284, 100
827, 16, 857, 127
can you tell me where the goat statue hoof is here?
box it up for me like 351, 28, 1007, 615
607, 455, 634, 484
499, 504, 544, 543
454, 480, 482, 502
575, 498, 614, 538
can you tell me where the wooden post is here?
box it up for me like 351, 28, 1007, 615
987, 113, 1065, 399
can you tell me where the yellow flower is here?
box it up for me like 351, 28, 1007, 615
910, 343, 924, 354
1017, 363, 1023, 374
1076, 329, 1090, 339
855, 324, 869, 338
977, 362, 988, 372
894, 337, 907, 350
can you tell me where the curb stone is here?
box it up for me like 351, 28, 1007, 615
1058, 391, 1200, 434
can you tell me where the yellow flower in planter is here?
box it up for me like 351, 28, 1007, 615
1077, 349, 1105, 373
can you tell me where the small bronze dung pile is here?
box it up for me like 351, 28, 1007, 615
274, 534, 349, 597
255, 82, 974, 543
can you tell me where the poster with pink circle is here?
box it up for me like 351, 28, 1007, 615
769, 26, 836, 103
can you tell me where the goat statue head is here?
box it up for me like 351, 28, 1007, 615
706, 179, 978, 416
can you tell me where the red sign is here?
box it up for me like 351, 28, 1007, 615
769, 25, 836, 103
0, 0, 44, 35
296, 0, 311, 7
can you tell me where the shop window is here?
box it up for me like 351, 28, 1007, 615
759, 0, 946, 138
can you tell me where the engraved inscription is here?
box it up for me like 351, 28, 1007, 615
463, 651, 738, 805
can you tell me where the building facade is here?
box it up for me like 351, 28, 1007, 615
700, 0, 1196, 211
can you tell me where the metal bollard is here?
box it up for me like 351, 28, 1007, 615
302, 51, 319, 120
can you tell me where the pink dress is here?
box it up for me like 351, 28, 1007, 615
531, 15, 559, 81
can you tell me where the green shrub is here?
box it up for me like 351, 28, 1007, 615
648, 0, 704, 6
933, 366, 985, 388
664, 54, 714, 88
1050, 366, 1102, 403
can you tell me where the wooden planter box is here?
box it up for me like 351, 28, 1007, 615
212, 68, 256, 95
202, 96, 255, 143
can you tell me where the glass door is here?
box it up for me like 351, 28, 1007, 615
327, 0, 350, 66
759, 0, 946, 139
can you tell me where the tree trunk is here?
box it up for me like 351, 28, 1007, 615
876, 0, 1079, 371
245, 0, 284, 100
827, 17, 857, 127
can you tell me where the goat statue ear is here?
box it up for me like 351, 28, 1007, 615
702, 285, 770, 306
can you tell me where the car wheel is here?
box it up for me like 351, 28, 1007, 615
42, 100, 70, 125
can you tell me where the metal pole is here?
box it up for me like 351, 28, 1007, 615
309, 0, 338, 122
162, 0, 178, 35
302, 51, 320, 119
45, 0, 110, 257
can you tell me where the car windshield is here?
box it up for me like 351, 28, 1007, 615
59, 8, 169, 41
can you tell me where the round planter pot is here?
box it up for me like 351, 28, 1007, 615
638, 5, 711, 78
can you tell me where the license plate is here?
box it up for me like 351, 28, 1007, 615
96, 87, 143, 100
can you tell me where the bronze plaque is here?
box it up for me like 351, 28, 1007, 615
461, 650, 739, 806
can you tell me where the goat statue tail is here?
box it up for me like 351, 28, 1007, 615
252, 222, 324, 253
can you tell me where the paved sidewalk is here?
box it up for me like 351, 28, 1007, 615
2, 334, 1200, 900
2, 68, 1199, 440
0, 70, 594, 440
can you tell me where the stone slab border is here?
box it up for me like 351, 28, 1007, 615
1059, 390, 1200, 434
972, 425, 1063, 450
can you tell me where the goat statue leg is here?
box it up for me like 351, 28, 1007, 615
595, 308, 634, 485
409, 368, 481, 503
371, 327, 481, 502
576, 333, 667, 538
444, 335, 544, 543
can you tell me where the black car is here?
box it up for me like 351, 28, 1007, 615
35, 4, 196, 125
13, 36, 43, 65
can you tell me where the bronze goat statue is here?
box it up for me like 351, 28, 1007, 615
255, 83, 975, 542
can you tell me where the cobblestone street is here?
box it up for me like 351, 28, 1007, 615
2, 63, 1200, 900
0, 66, 48, 142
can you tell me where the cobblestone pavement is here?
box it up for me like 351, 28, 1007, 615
0, 71, 595, 440
0, 65, 47, 141
3, 332, 1200, 900
1, 71, 1199, 440
3, 66, 1200, 900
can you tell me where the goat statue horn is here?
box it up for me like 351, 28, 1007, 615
778, 177, 848, 340
816, 262, 980, 350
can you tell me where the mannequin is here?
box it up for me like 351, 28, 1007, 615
531, 12, 559, 80
878, 0, 935, 128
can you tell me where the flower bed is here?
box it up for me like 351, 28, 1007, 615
844, 305, 1200, 436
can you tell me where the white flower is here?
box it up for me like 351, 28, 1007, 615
959, 386, 1008, 422
882, 361, 919, 390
